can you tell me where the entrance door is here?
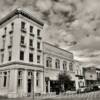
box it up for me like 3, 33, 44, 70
27, 79, 32, 94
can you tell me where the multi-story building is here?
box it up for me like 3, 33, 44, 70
73, 61, 85, 90
43, 42, 75, 93
0, 8, 44, 98
0, 8, 85, 98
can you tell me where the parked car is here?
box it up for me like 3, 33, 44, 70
92, 85, 99, 91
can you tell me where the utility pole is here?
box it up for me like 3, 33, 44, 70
32, 71, 35, 100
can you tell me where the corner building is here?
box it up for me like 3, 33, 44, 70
0, 9, 85, 98
0, 9, 44, 98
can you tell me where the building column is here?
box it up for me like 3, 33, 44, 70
23, 70, 27, 96
33, 71, 36, 93
39, 72, 44, 93
8, 69, 18, 98
48, 80, 50, 93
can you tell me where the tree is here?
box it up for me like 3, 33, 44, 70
58, 72, 72, 92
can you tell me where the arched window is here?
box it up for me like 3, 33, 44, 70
69, 62, 73, 71
55, 59, 60, 69
46, 57, 52, 68
63, 61, 67, 70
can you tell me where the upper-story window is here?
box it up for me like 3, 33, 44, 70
1, 53, 4, 63
55, 59, 60, 69
37, 55, 41, 64
37, 29, 40, 37
63, 61, 67, 70
69, 62, 73, 71
4, 27, 7, 34
46, 57, 52, 68
29, 39, 33, 47
21, 21, 25, 29
11, 22, 14, 30
8, 51, 12, 61
9, 36, 13, 46
37, 42, 41, 50
2, 38, 5, 49
20, 35, 25, 44
20, 51, 24, 61
29, 53, 33, 62
30, 26, 33, 33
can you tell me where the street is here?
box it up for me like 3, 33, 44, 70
1, 91, 100, 100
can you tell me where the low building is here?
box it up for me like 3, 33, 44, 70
83, 67, 97, 86
73, 61, 85, 90
43, 42, 75, 93
96, 68, 100, 85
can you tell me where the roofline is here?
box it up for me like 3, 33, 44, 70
0, 8, 44, 26
43, 41, 73, 55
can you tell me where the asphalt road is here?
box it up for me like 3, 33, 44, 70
1, 91, 100, 100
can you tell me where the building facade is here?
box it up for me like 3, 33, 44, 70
0, 9, 85, 98
83, 67, 97, 86
73, 61, 85, 90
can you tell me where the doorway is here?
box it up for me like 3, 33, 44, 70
27, 79, 32, 94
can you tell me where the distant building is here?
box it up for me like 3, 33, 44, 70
0, 8, 85, 98
83, 67, 97, 86
73, 61, 85, 90
96, 68, 100, 85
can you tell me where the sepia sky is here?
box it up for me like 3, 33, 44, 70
0, 0, 100, 67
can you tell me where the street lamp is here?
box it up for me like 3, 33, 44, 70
32, 71, 35, 100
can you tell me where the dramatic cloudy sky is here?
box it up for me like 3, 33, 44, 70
0, 0, 100, 66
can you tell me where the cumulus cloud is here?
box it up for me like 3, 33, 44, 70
1, 0, 100, 66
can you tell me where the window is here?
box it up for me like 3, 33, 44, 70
1, 54, 4, 63
37, 42, 40, 49
37, 55, 41, 63
20, 36, 25, 44
9, 36, 13, 46
18, 71, 23, 87
30, 26, 33, 33
37, 29, 40, 36
3, 39, 5, 49
46, 57, 52, 68
4, 27, 7, 34
11, 22, 14, 30
3, 72, 7, 87
8, 51, 12, 61
36, 72, 39, 87
69, 62, 73, 71
20, 51, 24, 60
21, 21, 25, 29
29, 53, 33, 62
55, 59, 60, 69
63, 61, 67, 70
29, 39, 33, 47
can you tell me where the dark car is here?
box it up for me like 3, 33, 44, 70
93, 85, 99, 91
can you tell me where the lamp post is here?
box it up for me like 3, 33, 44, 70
32, 71, 35, 100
